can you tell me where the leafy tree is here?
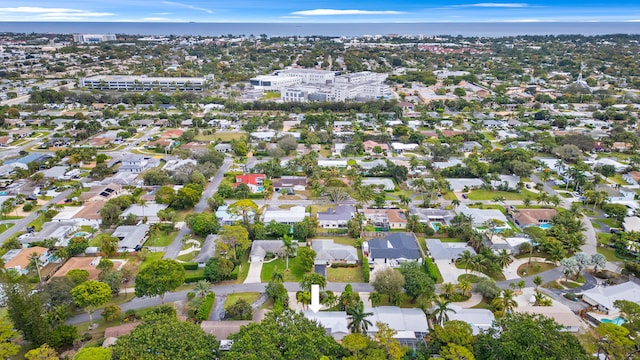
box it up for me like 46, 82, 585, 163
373, 321, 406, 360
431, 320, 474, 354
71, 280, 112, 326
297, 246, 317, 272
399, 261, 435, 301
300, 273, 327, 292
40, 277, 75, 308
99, 202, 122, 226
602, 203, 629, 222
0, 313, 20, 359
474, 313, 589, 360
1, 275, 51, 346
66, 269, 90, 285
441, 344, 476, 360
372, 267, 405, 302
135, 259, 186, 303
111, 314, 218, 360
185, 212, 220, 236
25, 344, 59, 360
594, 322, 635, 359
155, 186, 176, 204
98, 234, 118, 257
226, 309, 347, 359
67, 236, 89, 256
73, 347, 112, 360
204, 256, 235, 282
225, 298, 253, 320
218, 225, 250, 260
102, 304, 121, 321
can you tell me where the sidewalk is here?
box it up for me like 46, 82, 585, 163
453, 292, 483, 308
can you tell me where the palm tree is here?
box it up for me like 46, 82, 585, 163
271, 268, 284, 283
456, 250, 475, 274
440, 282, 456, 299
28, 252, 43, 283
296, 291, 311, 310
497, 249, 513, 269
194, 280, 211, 299
432, 296, 455, 327
398, 194, 411, 208
457, 279, 473, 297
281, 235, 297, 271
451, 199, 461, 208
533, 276, 543, 289
347, 302, 373, 334
492, 289, 518, 316
523, 197, 532, 207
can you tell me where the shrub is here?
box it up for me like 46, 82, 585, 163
424, 227, 435, 236
185, 274, 207, 283
182, 262, 198, 271
475, 278, 501, 300
362, 257, 370, 283
623, 262, 640, 278
330, 263, 358, 268
102, 304, 121, 321
423, 257, 440, 283
225, 298, 253, 320
22, 202, 34, 212
196, 293, 216, 321
187, 292, 196, 301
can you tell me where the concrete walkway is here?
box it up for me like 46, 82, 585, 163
435, 259, 487, 284
453, 292, 483, 308
243, 262, 263, 284
502, 257, 553, 280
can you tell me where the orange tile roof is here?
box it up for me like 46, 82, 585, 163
4, 246, 48, 270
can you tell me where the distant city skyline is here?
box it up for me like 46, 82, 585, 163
1, 0, 639, 23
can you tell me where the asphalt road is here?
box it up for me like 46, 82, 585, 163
66, 281, 374, 325
163, 157, 233, 259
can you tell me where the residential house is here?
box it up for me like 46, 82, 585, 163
215, 205, 245, 226
363, 140, 389, 154
20, 222, 77, 246
462, 141, 483, 152
364, 233, 421, 267
391, 142, 420, 153
120, 203, 168, 223
490, 174, 521, 191
432, 159, 463, 170
235, 173, 266, 193
79, 183, 123, 202
250, 131, 276, 141
362, 208, 407, 230
332, 143, 347, 157
444, 305, 495, 335
262, 206, 307, 224
583, 281, 640, 315
272, 176, 307, 192
425, 239, 476, 261
2, 247, 49, 275
163, 159, 197, 174
509, 208, 557, 228
408, 208, 455, 226
457, 206, 511, 230
214, 143, 233, 153
623, 171, 640, 186
117, 154, 160, 174
317, 205, 356, 228
446, 178, 485, 192
249, 240, 285, 262
193, 235, 217, 267
361, 177, 395, 191
112, 224, 150, 251
304, 306, 427, 347
624, 216, 640, 233
596, 184, 635, 202
311, 239, 358, 265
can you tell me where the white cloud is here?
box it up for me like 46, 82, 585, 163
0, 7, 114, 20
280, 16, 304, 19
161, 1, 213, 14
291, 9, 405, 16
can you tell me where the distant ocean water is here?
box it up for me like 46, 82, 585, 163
0, 22, 638, 37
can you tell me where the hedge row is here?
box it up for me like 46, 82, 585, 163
362, 258, 370, 283
196, 293, 216, 321
185, 275, 207, 283
182, 262, 198, 271
330, 263, 358, 268
423, 257, 441, 283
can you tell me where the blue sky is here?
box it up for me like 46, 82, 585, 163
1, 0, 639, 22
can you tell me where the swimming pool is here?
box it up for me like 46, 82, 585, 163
73, 231, 89, 237
539, 223, 553, 230
430, 222, 440, 231
601, 317, 626, 326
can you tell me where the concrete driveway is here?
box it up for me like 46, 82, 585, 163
244, 261, 263, 284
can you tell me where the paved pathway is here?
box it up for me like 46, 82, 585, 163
209, 295, 227, 321
453, 292, 483, 308
502, 257, 552, 280
243, 262, 263, 284
435, 259, 487, 283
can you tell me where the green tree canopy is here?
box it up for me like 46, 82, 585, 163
226, 309, 347, 360
71, 280, 112, 326
111, 314, 218, 360
135, 259, 185, 303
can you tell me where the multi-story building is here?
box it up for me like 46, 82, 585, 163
80, 75, 209, 92
72, 34, 117, 43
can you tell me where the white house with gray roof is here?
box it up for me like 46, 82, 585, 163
317, 205, 356, 228
112, 224, 150, 252
311, 239, 358, 265
364, 233, 422, 267
249, 240, 286, 263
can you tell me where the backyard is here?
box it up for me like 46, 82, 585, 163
260, 256, 306, 282
144, 229, 179, 247
327, 266, 365, 282
467, 189, 538, 201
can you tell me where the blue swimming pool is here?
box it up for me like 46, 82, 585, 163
539, 223, 553, 230
430, 222, 440, 231
601, 317, 626, 326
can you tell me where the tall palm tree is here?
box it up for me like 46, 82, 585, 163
281, 235, 297, 271
347, 303, 373, 334
492, 289, 518, 316
456, 250, 475, 274
398, 194, 411, 208
497, 249, 513, 269
432, 296, 455, 327
457, 279, 473, 297
440, 282, 456, 299
451, 199, 461, 208
194, 280, 211, 299
28, 252, 43, 283
296, 291, 311, 310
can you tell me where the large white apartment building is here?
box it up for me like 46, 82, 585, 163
72, 34, 117, 43
80, 75, 209, 91
249, 75, 302, 91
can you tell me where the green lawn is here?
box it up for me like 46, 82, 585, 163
516, 261, 556, 277
139, 252, 165, 271
195, 132, 247, 143
144, 230, 178, 246
597, 247, 623, 262
261, 256, 306, 282
327, 266, 365, 282
27, 215, 46, 231
467, 189, 538, 201
608, 174, 629, 185
0, 223, 14, 235
236, 250, 251, 283
224, 292, 262, 307
439, 237, 465, 243
598, 218, 621, 228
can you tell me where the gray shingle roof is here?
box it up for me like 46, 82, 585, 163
368, 233, 420, 260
